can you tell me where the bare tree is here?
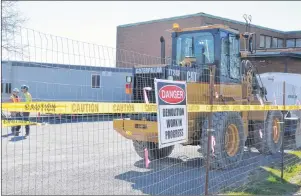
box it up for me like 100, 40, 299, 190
2, 1, 27, 54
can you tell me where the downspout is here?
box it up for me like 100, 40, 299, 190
160, 36, 165, 64
285, 56, 288, 73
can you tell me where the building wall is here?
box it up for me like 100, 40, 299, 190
116, 13, 301, 67
285, 32, 301, 39
249, 57, 301, 74
1, 61, 133, 102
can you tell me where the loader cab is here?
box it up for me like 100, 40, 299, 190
171, 24, 241, 84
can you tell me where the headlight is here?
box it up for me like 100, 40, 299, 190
126, 76, 132, 83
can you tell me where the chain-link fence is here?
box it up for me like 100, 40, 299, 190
1, 26, 301, 195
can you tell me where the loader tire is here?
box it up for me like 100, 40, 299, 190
201, 112, 245, 170
132, 140, 174, 161
252, 111, 283, 154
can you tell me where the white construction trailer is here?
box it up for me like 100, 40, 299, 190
258, 72, 301, 148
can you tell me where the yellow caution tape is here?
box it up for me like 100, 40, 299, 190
2, 120, 40, 127
1, 102, 301, 114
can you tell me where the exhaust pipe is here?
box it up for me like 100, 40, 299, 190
160, 36, 165, 64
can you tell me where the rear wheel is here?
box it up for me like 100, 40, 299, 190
201, 112, 245, 170
132, 140, 174, 161
252, 111, 283, 154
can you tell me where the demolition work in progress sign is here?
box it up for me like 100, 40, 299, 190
154, 79, 188, 149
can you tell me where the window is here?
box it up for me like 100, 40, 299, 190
5, 83, 11, 94
272, 38, 278, 48
220, 32, 240, 81
260, 35, 280, 48
260, 35, 265, 48
176, 32, 214, 66
286, 39, 295, 47
296, 39, 301, 47
91, 74, 100, 88
220, 32, 229, 77
277, 39, 284, 48
265, 36, 271, 48
229, 35, 240, 80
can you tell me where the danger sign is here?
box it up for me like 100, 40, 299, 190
159, 85, 185, 104
154, 79, 188, 148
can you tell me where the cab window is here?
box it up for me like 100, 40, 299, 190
220, 32, 229, 77
220, 32, 240, 81
176, 32, 214, 66
229, 35, 240, 80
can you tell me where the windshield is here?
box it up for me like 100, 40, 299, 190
176, 32, 214, 66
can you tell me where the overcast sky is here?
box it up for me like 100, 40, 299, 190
17, 1, 301, 49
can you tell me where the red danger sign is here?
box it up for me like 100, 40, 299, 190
155, 79, 188, 149
159, 85, 185, 104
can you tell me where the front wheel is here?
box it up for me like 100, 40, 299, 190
252, 111, 283, 154
132, 140, 174, 161
201, 112, 245, 170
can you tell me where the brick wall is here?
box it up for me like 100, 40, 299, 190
116, 15, 291, 67
249, 57, 301, 74
116, 14, 301, 68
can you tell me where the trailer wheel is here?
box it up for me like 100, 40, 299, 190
201, 112, 245, 170
252, 111, 283, 154
132, 140, 174, 161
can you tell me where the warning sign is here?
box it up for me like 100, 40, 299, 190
154, 79, 188, 148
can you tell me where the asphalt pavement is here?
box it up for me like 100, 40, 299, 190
1, 119, 299, 195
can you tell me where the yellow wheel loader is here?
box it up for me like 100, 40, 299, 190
113, 23, 285, 169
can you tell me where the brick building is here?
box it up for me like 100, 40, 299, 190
116, 12, 301, 73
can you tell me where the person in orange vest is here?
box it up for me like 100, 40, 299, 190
21, 84, 32, 137
10, 88, 21, 136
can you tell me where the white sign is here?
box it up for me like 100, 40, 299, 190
154, 79, 188, 148
135, 67, 163, 74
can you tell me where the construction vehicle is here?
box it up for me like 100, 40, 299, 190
113, 22, 289, 169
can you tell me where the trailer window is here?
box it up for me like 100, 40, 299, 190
5, 83, 11, 94
91, 74, 100, 88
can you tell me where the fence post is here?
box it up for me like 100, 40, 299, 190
205, 65, 216, 196
281, 81, 286, 181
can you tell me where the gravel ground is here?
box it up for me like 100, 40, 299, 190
1, 119, 298, 195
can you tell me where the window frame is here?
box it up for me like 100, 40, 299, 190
5, 83, 11, 94
176, 32, 215, 65
260, 35, 265, 48
286, 39, 296, 48
91, 74, 101, 89
296, 38, 301, 47
220, 32, 230, 77
277, 38, 284, 48
265, 36, 272, 48
220, 31, 240, 82
228, 35, 241, 81
272, 37, 278, 48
